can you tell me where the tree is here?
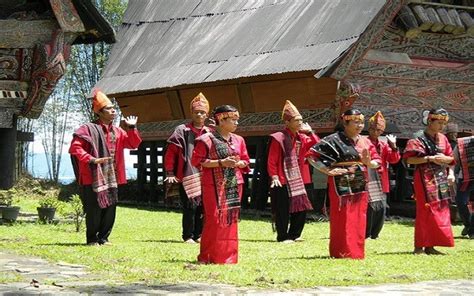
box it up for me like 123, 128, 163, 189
35, 80, 75, 182
68, 0, 127, 121
30, 0, 127, 182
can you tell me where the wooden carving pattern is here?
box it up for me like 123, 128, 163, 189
49, 0, 85, 33
0, 48, 34, 81
138, 108, 334, 140
352, 59, 474, 83
0, 109, 14, 128
20, 48, 33, 81
350, 77, 474, 110
23, 30, 70, 118
0, 49, 20, 80
333, 81, 361, 123
0, 20, 58, 48
331, 0, 404, 80
373, 27, 474, 61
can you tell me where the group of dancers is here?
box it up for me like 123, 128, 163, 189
70, 90, 473, 263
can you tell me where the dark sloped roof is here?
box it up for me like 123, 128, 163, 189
96, 0, 387, 95
71, 0, 116, 44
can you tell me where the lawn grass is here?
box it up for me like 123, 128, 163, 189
1, 200, 473, 289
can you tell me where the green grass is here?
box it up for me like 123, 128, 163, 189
1, 201, 473, 289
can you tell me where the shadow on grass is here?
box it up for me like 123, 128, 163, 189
239, 239, 275, 243
281, 255, 332, 260
37, 242, 85, 247
374, 251, 414, 255
118, 203, 273, 223
161, 258, 198, 264
454, 236, 472, 240
137, 239, 184, 244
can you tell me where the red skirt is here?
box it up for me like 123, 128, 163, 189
413, 173, 454, 248
328, 177, 368, 259
198, 184, 242, 264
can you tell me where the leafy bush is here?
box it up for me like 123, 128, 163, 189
0, 189, 20, 207
68, 194, 84, 232
38, 196, 60, 209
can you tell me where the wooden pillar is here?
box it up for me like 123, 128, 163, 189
250, 139, 261, 209
136, 142, 148, 202
0, 118, 17, 189
250, 137, 270, 211
149, 141, 158, 202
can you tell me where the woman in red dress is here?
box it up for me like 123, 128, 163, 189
307, 109, 380, 259
403, 108, 455, 255
191, 105, 250, 264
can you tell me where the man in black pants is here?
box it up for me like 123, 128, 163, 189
164, 93, 211, 243
69, 90, 141, 245
267, 100, 319, 243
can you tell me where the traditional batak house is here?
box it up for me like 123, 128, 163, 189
95, 0, 473, 208
0, 0, 115, 189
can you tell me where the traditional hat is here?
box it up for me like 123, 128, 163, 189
368, 111, 386, 130
446, 123, 458, 133
281, 100, 301, 121
92, 90, 113, 113
190, 92, 210, 113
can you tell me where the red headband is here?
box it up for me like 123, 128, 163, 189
342, 114, 364, 121
428, 114, 449, 122
215, 111, 239, 121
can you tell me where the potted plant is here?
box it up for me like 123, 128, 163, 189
37, 191, 60, 223
0, 189, 21, 222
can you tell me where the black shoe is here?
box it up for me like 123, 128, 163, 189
461, 226, 469, 236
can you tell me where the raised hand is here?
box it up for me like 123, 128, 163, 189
386, 134, 397, 147
361, 148, 371, 166
124, 115, 138, 126
300, 122, 313, 134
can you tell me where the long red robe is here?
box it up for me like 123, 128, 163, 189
191, 133, 250, 264
307, 132, 380, 259
404, 133, 454, 248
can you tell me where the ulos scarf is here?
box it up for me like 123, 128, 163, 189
457, 136, 474, 192
307, 132, 368, 209
367, 168, 385, 210
201, 132, 240, 225
166, 124, 208, 204
405, 132, 452, 204
71, 122, 118, 208
271, 130, 313, 213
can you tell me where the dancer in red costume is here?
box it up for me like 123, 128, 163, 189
267, 100, 319, 243
307, 109, 380, 259
365, 111, 400, 239
164, 93, 211, 243
191, 105, 250, 264
404, 108, 455, 255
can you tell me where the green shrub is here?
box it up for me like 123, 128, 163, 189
69, 194, 84, 232
0, 189, 20, 207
